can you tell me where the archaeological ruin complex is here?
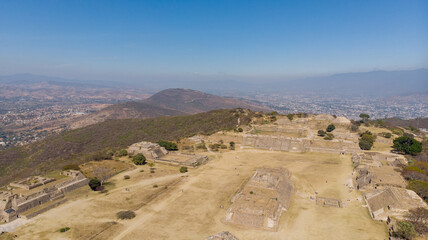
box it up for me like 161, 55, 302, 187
224, 167, 293, 231
128, 141, 209, 167
0, 170, 89, 223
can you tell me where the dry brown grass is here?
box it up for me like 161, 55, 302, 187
11, 148, 388, 240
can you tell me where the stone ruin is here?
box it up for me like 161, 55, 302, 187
128, 141, 168, 159
352, 152, 428, 224
353, 153, 407, 190
242, 134, 361, 154
0, 170, 89, 223
224, 167, 293, 231
128, 141, 208, 168
206, 231, 239, 240
316, 197, 342, 208
9, 176, 56, 190
364, 187, 428, 221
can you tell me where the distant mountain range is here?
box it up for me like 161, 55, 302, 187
2, 68, 427, 98
70, 88, 273, 128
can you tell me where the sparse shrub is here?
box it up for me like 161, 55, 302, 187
286, 114, 294, 121
140, 169, 144, 172
157, 140, 178, 151
148, 162, 154, 167
351, 124, 359, 132
179, 166, 188, 173
324, 133, 334, 140
229, 141, 235, 150
59, 227, 70, 232
318, 130, 326, 137
88, 178, 101, 191
150, 168, 155, 173
392, 128, 404, 136
196, 143, 207, 150
124, 175, 130, 180
132, 153, 146, 165
116, 210, 136, 220
100, 189, 108, 193
117, 149, 128, 157
237, 127, 243, 132
62, 164, 80, 171
383, 132, 392, 138
326, 124, 335, 132
153, 184, 158, 188
249, 191, 253, 194
393, 221, 417, 240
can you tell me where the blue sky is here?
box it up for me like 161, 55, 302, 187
0, 0, 427, 82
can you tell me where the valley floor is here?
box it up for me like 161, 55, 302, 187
11, 149, 388, 240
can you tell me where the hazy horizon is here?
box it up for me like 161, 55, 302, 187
1, 0, 427, 83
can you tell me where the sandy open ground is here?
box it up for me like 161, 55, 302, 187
8, 147, 389, 240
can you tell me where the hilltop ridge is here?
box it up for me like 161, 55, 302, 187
71, 88, 272, 129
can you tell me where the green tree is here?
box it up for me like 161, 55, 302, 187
132, 153, 147, 165
394, 221, 417, 240
326, 124, 336, 132
393, 136, 422, 155
359, 131, 375, 150
359, 113, 370, 123
157, 140, 178, 151
179, 166, 188, 173
286, 114, 294, 121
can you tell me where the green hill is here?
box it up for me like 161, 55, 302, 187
0, 109, 253, 186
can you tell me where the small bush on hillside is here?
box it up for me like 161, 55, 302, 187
117, 149, 128, 157
286, 114, 294, 121
88, 178, 101, 191
383, 132, 392, 138
116, 210, 136, 220
59, 227, 70, 233
324, 133, 334, 140
132, 153, 146, 165
392, 128, 404, 136
318, 130, 326, 137
229, 141, 235, 150
62, 164, 80, 171
326, 124, 336, 132
196, 143, 207, 150
237, 128, 243, 132
153, 184, 158, 188
179, 166, 188, 173
124, 175, 130, 180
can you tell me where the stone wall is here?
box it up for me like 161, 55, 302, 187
242, 134, 361, 154
0, 171, 89, 222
